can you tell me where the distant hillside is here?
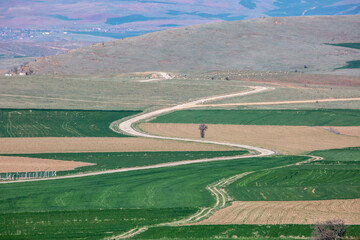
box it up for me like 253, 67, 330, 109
25, 15, 360, 75
0, 41, 93, 72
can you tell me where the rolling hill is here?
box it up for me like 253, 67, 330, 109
24, 15, 360, 75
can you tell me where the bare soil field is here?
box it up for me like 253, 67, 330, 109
321, 126, 360, 137
0, 137, 236, 154
195, 199, 360, 225
141, 123, 360, 154
0, 156, 95, 172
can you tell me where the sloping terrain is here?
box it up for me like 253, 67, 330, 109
25, 15, 360, 75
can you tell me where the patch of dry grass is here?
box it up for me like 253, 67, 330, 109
0, 156, 95, 172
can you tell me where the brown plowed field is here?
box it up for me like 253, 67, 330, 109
141, 123, 360, 154
0, 156, 95, 172
0, 137, 236, 154
195, 199, 360, 225
320, 126, 360, 137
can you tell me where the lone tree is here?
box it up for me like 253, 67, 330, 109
311, 219, 346, 240
198, 124, 208, 138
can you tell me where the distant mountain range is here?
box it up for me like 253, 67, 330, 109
1, 0, 359, 33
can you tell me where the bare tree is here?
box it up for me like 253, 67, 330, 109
311, 219, 346, 240
198, 124, 208, 138
11, 66, 18, 74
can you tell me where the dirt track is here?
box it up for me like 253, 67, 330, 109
196, 199, 360, 225
0, 156, 94, 172
116, 86, 275, 157
1, 87, 275, 184
197, 97, 360, 107
141, 123, 360, 154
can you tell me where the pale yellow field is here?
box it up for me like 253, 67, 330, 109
0, 156, 95, 172
140, 123, 360, 154
0, 137, 236, 154
195, 199, 360, 225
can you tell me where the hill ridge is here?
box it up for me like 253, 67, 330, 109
24, 15, 360, 75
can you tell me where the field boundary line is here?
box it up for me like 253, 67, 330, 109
195, 97, 360, 107
0, 93, 128, 104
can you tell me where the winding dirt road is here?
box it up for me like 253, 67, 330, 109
115, 86, 275, 156
1, 86, 275, 184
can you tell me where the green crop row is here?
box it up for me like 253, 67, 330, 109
0, 109, 140, 137
0, 208, 196, 240
151, 109, 360, 126
0, 155, 306, 213
228, 147, 360, 201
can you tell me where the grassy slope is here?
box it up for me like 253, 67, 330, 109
152, 109, 360, 126
0, 208, 196, 240
0, 75, 248, 110
2, 151, 247, 175
27, 15, 360, 75
0, 109, 140, 137
228, 147, 360, 201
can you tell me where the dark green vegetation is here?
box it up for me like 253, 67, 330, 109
134, 225, 360, 239
0, 109, 140, 137
152, 109, 360, 126
325, 43, 360, 69
337, 60, 360, 69
228, 147, 360, 201
2, 151, 247, 175
0, 208, 196, 240
325, 43, 360, 50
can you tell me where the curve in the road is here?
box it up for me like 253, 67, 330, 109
1, 86, 274, 184
115, 86, 275, 156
